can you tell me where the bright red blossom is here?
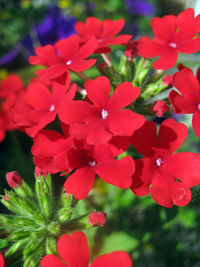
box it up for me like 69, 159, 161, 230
64, 141, 134, 199
11, 77, 76, 137
59, 76, 145, 145
138, 8, 200, 69
169, 67, 200, 138
41, 231, 133, 267
75, 17, 132, 53
29, 35, 97, 83
131, 119, 200, 208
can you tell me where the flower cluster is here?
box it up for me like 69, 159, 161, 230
1, 8, 200, 266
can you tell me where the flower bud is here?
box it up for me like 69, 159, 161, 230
35, 166, 48, 178
6, 171, 22, 188
89, 211, 107, 227
151, 100, 170, 117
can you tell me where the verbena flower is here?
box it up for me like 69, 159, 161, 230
11, 77, 76, 137
74, 17, 132, 53
131, 119, 200, 207
41, 231, 133, 267
59, 76, 145, 145
138, 8, 200, 69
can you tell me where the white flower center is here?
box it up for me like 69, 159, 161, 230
156, 157, 163, 167
197, 103, 200, 110
169, 42, 177, 48
66, 59, 72, 65
88, 161, 96, 167
49, 104, 55, 112
101, 109, 108, 120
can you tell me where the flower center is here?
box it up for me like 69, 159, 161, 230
101, 109, 108, 120
155, 157, 163, 167
197, 103, 200, 110
49, 104, 55, 112
88, 161, 96, 167
66, 59, 72, 65
169, 42, 177, 48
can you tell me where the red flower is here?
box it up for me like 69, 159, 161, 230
0, 254, 4, 267
41, 231, 133, 267
75, 17, 132, 53
138, 8, 200, 69
151, 100, 170, 117
6, 171, 22, 188
131, 119, 200, 208
169, 67, 200, 138
29, 36, 97, 83
11, 77, 76, 137
64, 142, 134, 199
59, 76, 145, 145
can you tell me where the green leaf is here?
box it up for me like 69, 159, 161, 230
0, 238, 10, 249
99, 232, 139, 255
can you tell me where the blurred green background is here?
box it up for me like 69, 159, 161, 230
1, 0, 200, 266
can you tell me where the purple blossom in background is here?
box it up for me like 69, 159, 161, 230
125, 0, 155, 16
0, 6, 76, 66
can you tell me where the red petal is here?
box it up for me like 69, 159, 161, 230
177, 8, 200, 40
131, 121, 157, 157
75, 37, 97, 59
57, 232, 90, 267
108, 34, 132, 45
178, 37, 200, 54
138, 40, 163, 58
69, 59, 96, 72
102, 19, 125, 38
55, 36, 79, 61
151, 15, 176, 43
108, 82, 140, 110
169, 90, 196, 114
91, 251, 132, 267
171, 182, 191, 207
95, 156, 134, 189
167, 152, 200, 187
157, 119, 188, 153
107, 110, 145, 136
64, 167, 95, 199
192, 110, 200, 138
84, 76, 110, 108
59, 101, 95, 124
41, 255, 66, 267
153, 47, 177, 70
131, 158, 153, 196
172, 68, 200, 99
36, 64, 67, 80
150, 172, 174, 208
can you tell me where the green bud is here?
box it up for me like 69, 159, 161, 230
35, 175, 52, 218
45, 236, 57, 255
47, 221, 60, 235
